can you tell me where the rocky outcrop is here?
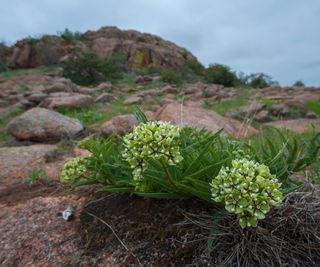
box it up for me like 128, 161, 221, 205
155, 103, 257, 137
265, 119, 320, 133
5, 36, 73, 68
4, 26, 198, 70
8, 108, 83, 142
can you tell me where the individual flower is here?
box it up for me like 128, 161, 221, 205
60, 157, 88, 183
210, 157, 283, 228
122, 121, 183, 181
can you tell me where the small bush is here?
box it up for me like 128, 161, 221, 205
136, 36, 146, 43
136, 65, 162, 76
185, 59, 205, 76
0, 59, 7, 73
58, 28, 85, 43
26, 169, 45, 185
204, 64, 239, 87
293, 80, 305, 87
160, 69, 183, 85
62, 53, 127, 86
245, 73, 279, 88
0, 42, 7, 73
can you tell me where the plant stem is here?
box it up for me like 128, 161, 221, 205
161, 160, 178, 191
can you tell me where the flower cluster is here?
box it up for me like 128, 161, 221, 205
60, 157, 88, 184
210, 158, 283, 228
122, 121, 183, 181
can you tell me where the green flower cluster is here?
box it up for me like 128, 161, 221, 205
122, 121, 183, 181
210, 158, 283, 228
60, 157, 88, 183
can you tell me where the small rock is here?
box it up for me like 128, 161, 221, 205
101, 112, 154, 137
101, 114, 138, 137
254, 110, 270, 122
135, 76, 145, 84
123, 95, 143, 105
137, 89, 162, 98
161, 85, 178, 94
28, 93, 48, 104
62, 206, 74, 221
43, 83, 71, 94
96, 82, 113, 92
306, 112, 317, 119
95, 93, 118, 103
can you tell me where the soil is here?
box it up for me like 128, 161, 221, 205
78, 194, 216, 267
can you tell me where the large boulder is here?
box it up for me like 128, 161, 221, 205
155, 103, 257, 137
39, 93, 93, 109
8, 108, 84, 142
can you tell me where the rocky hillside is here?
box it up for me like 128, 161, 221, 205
2, 26, 198, 70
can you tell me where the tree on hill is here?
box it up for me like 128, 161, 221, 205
204, 63, 239, 87
244, 73, 279, 89
293, 80, 305, 87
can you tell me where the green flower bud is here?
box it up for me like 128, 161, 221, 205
210, 158, 283, 228
60, 157, 88, 184
122, 121, 183, 185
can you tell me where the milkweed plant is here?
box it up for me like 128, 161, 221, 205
60, 108, 320, 231
122, 121, 183, 189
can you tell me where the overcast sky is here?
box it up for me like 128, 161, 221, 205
1, 0, 319, 86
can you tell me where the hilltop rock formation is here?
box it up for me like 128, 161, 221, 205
4, 26, 198, 70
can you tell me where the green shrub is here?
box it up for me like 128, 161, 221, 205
204, 64, 239, 87
136, 65, 162, 76
0, 42, 7, 73
161, 69, 183, 85
26, 168, 45, 185
58, 28, 85, 43
185, 59, 205, 76
136, 36, 146, 43
307, 99, 320, 116
0, 59, 7, 73
245, 73, 279, 88
62, 53, 127, 86
293, 80, 305, 87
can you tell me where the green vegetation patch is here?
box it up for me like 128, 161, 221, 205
205, 99, 247, 115
0, 66, 60, 79
307, 99, 320, 116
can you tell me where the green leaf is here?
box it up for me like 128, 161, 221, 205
207, 210, 225, 254
134, 192, 183, 199
97, 186, 134, 193
134, 106, 148, 123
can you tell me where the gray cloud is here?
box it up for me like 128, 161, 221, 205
0, 0, 319, 86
